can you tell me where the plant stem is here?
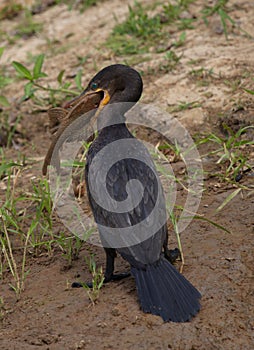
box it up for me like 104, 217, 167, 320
33, 82, 80, 96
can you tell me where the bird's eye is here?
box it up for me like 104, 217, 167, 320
91, 82, 98, 90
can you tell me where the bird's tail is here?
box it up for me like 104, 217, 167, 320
131, 257, 201, 322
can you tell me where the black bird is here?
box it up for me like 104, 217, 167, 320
68, 64, 201, 322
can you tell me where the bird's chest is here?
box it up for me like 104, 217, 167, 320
85, 135, 139, 203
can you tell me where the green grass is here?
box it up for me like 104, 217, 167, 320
14, 10, 43, 39
0, 47, 12, 107
196, 125, 254, 182
106, 0, 251, 59
0, 1, 23, 20
0, 9, 44, 44
169, 100, 202, 113
0, 160, 85, 296
201, 0, 252, 39
0, 147, 98, 298
58, 0, 105, 12
0, 112, 21, 148
106, 1, 196, 56
106, 2, 162, 55
79, 254, 104, 305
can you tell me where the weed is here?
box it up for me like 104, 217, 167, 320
169, 100, 202, 113
58, 233, 83, 268
60, 0, 104, 12
223, 77, 242, 93
107, 1, 196, 56
163, 0, 195, 23
0, 166, 29, 298
0, 47, 12, 107
197, 126, 254, 181
159, 50, 182, 73
0, 146, 97, 297
0, 1, 23, 20
215, 188, 242, 212
0, 163, 55, 295
172, 31, 187, 48
14, 10, 43, 39
189, 67, 214, 79
26, 178, 54, 254
75, 55, 89, 66
169, 210, 184, 272
12, 54, 81, 105
81, 254, 104, 305
0, 112, 22, 148
201, 0, 251, 39
189, 67, 215, 86
162, 0, 196, 31
107, 2, 162, 55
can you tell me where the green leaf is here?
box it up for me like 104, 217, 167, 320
22, 82, 34, 101
12, 61, 33, 81
33, 54, 47, 79
62, 81, 71, 89
0, 95, 10, 107
0, 162, 21, 175
243, 88, 254, 95
36, 72, 48, 78
57, 70, 65, 84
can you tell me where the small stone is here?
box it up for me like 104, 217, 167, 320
111, 307, 120, 316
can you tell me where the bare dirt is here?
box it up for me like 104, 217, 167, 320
0, 1, 254, 349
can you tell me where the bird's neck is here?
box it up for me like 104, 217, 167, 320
97, 122, 129, 138
97, 107, 126, 130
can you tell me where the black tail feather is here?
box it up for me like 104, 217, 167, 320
131, 257, 201, 322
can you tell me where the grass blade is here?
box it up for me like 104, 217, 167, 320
216, 188, 242, 213
74, 69, 83, 91
243, 88, 254, 95
0, 162, 21, 175
191, 215, 231, 233
0, 47, 4, 59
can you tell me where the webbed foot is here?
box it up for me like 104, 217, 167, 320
72, 271, 131, 288
164, 247, 181, 264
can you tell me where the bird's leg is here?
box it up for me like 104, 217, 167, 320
104, 248, 130, 283
72, 248, 130, 289
103, 247, 116, 282
163, 232, 181, 264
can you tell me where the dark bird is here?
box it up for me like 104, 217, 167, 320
45, 64, 201, 322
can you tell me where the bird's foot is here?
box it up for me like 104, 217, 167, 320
72, 281, 88, 288
71, 272, 131, 289
164, 247, 181, 264
104, 272, 131, 283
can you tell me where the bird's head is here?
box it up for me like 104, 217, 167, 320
84, 64, 143, 106
64, 64, 143, 127
42, 65, 142, 175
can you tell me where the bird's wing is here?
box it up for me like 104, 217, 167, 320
87, 141, 167, 266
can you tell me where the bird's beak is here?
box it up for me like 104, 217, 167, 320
93, 88, 110, 107
72, 88, 111, 128
63, 88, 110, 110
43, 89, 108, 176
